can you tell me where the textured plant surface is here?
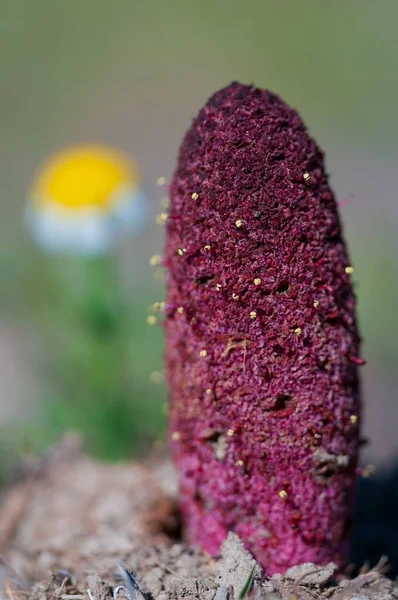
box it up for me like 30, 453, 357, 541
164, 82, 362, 574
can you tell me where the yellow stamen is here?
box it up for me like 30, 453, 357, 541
154, 268, 165, 281
156, 212, 168, 225
150, 371, 164, 384
153, 301, 165, 311
362, 464, 376, 478
149, 254, 162, 266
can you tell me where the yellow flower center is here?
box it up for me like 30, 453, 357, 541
31, 145, 139, 211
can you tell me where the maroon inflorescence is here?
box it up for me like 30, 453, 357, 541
164, 82, 362, 574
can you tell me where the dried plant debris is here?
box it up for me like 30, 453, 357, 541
2, 530, 398, 600
0, 440, 397, 600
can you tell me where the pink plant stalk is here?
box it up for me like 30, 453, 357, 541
164, 82, 362, 574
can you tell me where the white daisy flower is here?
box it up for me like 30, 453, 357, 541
26, 145, 147, 254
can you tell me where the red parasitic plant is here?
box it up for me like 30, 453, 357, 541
164, 82, 363, 574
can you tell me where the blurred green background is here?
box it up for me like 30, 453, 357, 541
0, 0, 397, 471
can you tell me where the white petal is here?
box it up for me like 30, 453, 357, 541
26, 203, 114, 255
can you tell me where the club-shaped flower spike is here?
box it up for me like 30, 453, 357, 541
165, 82, 363, 574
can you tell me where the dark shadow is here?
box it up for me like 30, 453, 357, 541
351, 463, 398, 577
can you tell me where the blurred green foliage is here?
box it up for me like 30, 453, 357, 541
1, 245, 166, 463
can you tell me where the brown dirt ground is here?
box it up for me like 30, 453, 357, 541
0, 436, 396, 600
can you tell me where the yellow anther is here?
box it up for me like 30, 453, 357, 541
294, 327, 302, 336
154, 268, 165, 281
147, 315, 157, 325
171, 431, 181, 441
232, 293, 239, 300
206, 388, 212, 395
227, 429, 234, 437
216, 283, 222, 291
204, 245, 211, 251
156, 176, 167, 186
362, 464, 376, 478
350, 415, 358, 424
199, 350, 207, 358
236, 460, 244, 467
191, 192, 199, 200
303, 172, 310, 181
177, 248, 187, 256
345, 265, 354, 274
150, 371, 164, 384
250, 311, 257, 319
313, 300, 320, 308
235, 219, 243, 228
149, 254, 162, 266
279, 490, 288, 498
254, 278, 261, 286
177, 306, 184, 314
156, 212, 168, 224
